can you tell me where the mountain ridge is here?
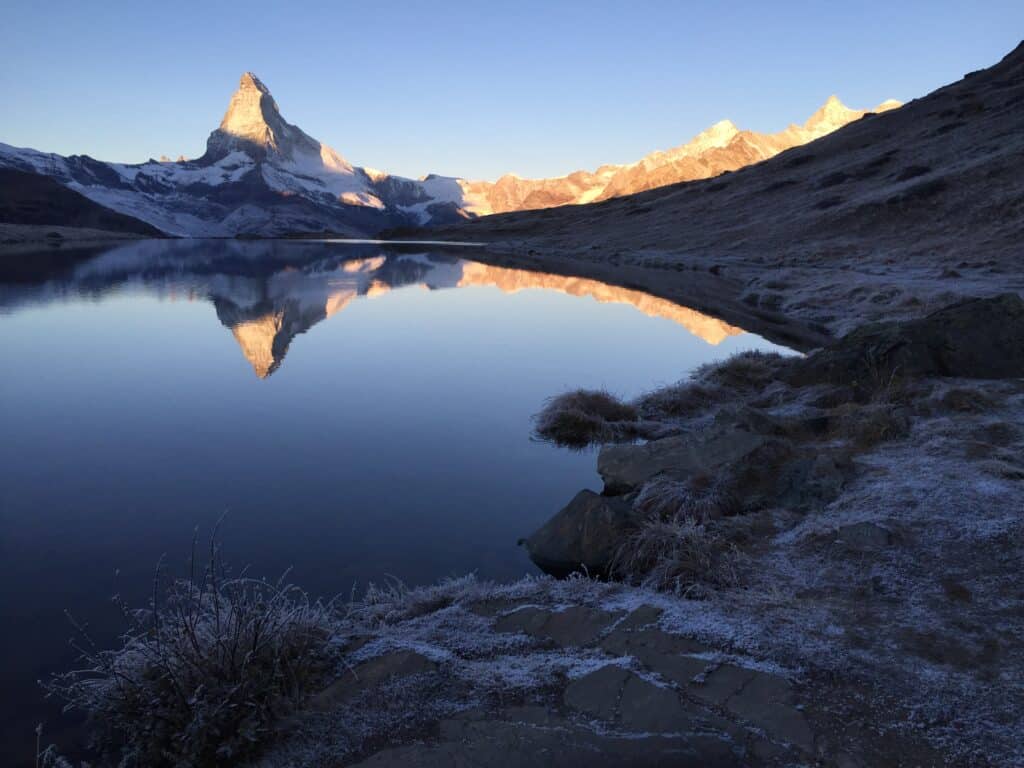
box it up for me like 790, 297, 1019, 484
0, 74, 897, 236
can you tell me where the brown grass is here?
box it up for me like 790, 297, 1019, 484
612, 515, 741, 596
632, 475, 741, 523
532, 389, 639, 448
694, 351, 788, 392
829, 402, 911, 448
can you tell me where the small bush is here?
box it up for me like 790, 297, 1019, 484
45, 541, 340, 767
533, 389, 638, 449
612, 515, 740, 596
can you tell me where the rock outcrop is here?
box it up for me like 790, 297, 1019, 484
789, 294, 1024, 387
523, 490, 636, 577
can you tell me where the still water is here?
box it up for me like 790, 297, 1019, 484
0, 239, 787, 760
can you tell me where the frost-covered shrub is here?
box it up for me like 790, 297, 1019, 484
612, 515, 740, 596
532, 389, 638, 448
632, 475, 740, 522
45, 546, 340, 767
694, 350, 787, 392
636, 381, 723, 419
353, 575, 479, 625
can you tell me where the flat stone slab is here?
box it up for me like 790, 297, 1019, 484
494, 605, 623, 647
598, 428, 767, 493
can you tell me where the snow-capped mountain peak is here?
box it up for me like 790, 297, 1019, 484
0, 73, 900, 237
203, 71, 322, 163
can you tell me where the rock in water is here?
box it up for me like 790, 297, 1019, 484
524, 490, 637, 577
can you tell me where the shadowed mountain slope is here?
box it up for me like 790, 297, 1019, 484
0, 169, 165, 236
460, 94, 899, 214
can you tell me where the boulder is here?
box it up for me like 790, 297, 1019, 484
523, 490, 636, 576
791, 293, 1024, 388
597, 427, 767, 494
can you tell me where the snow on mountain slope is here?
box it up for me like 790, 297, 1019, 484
0, 72, 898, 235
458, 97, 900, 213
0, 74, 467, 237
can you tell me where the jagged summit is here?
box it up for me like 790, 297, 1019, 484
202, 71, 320, 163
804, 94, 858, 133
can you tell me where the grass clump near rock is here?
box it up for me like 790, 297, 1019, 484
694, 350, 789, 392
632, 475, 741, 523
533, 389, 639, 449
612, 513, 740, 596
829, 402, 911, 448
45, 537, 340, 767
637, 381, 723, 419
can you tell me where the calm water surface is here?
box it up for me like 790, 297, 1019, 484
0, 240, 788, 761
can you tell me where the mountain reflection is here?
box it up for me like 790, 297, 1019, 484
0, 240, 743, 378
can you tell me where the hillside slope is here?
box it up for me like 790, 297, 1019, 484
436, 43, 1024, 337
0, 169, 164, 236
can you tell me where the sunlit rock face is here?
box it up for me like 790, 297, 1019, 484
203, 73, 323, 164
459, 96, 901, 213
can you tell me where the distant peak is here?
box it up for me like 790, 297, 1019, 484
202, 71, 321, 163
709, 119, 739, 134
818, 94, 851, 116
873, 98, 903, 112
239, 71, 270, 93
804, 94, 857, 132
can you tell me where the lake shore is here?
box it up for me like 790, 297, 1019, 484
23, 236, 1023, 766
253, 282, 1021, 767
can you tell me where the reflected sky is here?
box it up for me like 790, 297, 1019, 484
0, 239, 789, 762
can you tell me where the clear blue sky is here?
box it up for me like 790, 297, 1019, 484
1, 1, 1021, 180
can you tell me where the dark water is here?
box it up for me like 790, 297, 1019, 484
0, 239, 787, 762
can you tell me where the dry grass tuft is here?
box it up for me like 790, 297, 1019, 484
695, 351, 788, 392
533, 389, 639, 448
44, 536, 340, 767
830, 402, 911, 448
632, 475, 741, 523
612, 515, 741, 596
636, 381, 723, 419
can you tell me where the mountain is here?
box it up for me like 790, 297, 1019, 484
0, 73, 895, 237
0, 73, 473, 237
459, 95, 901, 214
428, 42, 1024, 337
